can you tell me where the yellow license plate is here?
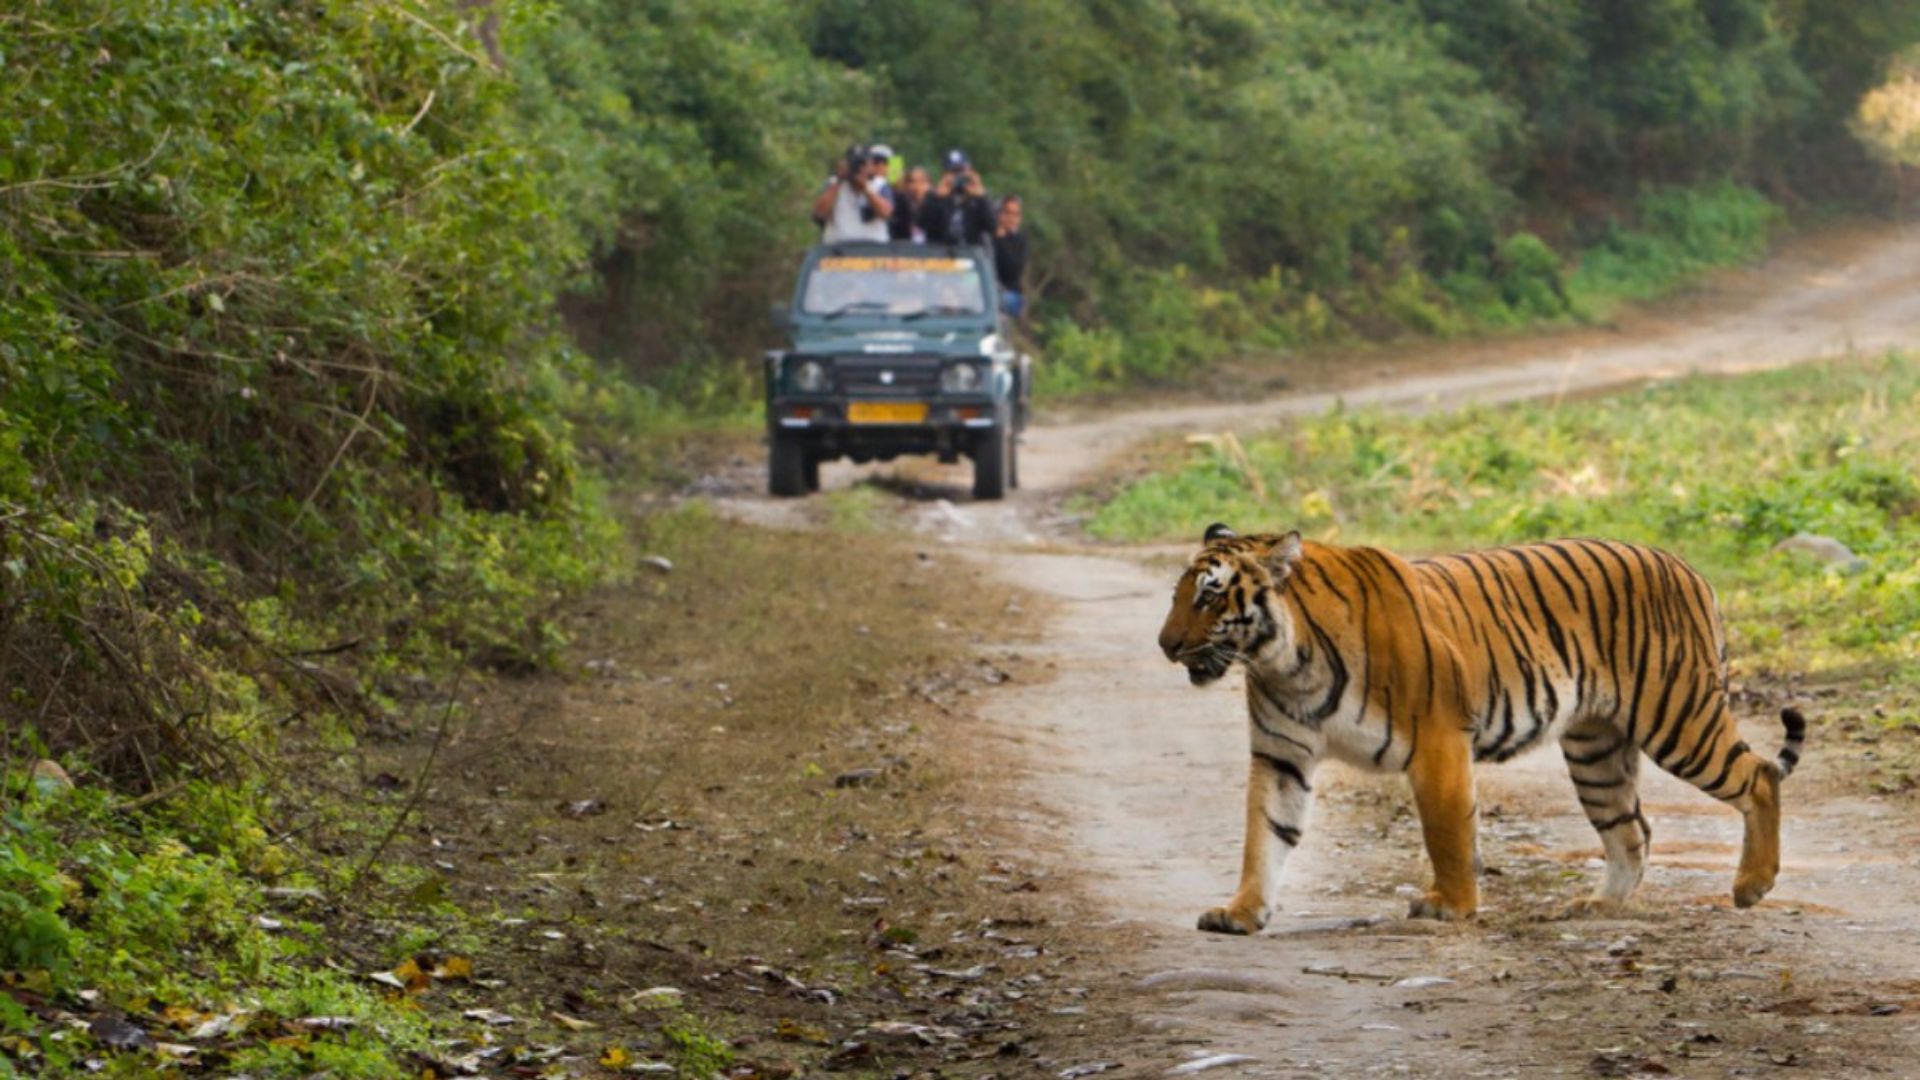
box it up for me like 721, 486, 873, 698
847, 401, 928, 424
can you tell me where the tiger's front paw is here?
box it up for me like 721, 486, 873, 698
1732, 873, 1773, 909
1406, 890, 1475, 922
1196, 902, 1267, 935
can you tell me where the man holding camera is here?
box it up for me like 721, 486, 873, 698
925, 149, 993, 247
812, 144, 894, 244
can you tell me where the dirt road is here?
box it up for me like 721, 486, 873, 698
721, 224, 1920, 1075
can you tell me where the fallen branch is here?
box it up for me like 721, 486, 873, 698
1299, 964, 1398, 983
399, 88, 437, 136
109, 779, 191, 815
344, 663, 464, 900
0, 129, 172, 195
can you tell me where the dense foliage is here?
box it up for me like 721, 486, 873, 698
2, 0, 615, 785
515, 0, 868, 374
540, 0, 1920, 386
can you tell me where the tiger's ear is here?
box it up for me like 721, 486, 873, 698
1203, 522, 1237, 543
1266, 530, 1304, 579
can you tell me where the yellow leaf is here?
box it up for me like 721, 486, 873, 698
550, 1011, 597, 1032
393, 958, 431, 994
775, 1018, 829, 1045
161, 1005, 208, 1029
600, 1045, 632, 1068
433, 956, 474, 981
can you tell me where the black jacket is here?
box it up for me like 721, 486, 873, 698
993, 229, 1027, 293
919, 191, 994, 246
889, 195, 930, 242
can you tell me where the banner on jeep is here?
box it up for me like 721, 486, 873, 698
817, 256, 971, 272
801, 256, 988, 315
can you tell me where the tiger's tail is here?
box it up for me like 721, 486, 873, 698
1776, 707, 1808, 780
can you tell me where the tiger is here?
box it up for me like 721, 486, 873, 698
1157, 523, 1807, 934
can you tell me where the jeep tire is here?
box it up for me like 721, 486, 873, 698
972, 427, 1009, 501
769, 433, 807, 497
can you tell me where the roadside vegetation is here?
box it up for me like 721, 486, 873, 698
1082, 354, 1920, 733
3, 3, 616, 1074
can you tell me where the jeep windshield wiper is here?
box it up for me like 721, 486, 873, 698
819, 300, 892, 320
899, 305, 979, 321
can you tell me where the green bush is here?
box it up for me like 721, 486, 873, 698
1571, 182, 1785, 311
1496, 233, 1573, 319
0, 0, 622, 781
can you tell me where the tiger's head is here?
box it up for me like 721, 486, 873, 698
1158, 523, 1304, 686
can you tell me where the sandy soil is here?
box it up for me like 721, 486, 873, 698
711, 223, 1920, 1076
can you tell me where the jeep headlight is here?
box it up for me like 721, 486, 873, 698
940, 362, 982, 393
791, 359, 829, 393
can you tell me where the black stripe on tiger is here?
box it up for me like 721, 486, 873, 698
1253, 751, 1311, 791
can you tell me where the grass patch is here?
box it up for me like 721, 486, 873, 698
563, 358, 761, 488
0, 771, 430, 1077
819, 484, 892, 533
1082, 353, 1920, 693
1568, 181, 1784, 317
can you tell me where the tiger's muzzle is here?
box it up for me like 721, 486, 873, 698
1172, 646, 1231, 686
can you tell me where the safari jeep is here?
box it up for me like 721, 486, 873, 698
765, 241, 1030, 499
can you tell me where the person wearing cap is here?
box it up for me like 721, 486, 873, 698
925, 149, 993, 247
811, 144, 893, 244
869, 143, 900, 187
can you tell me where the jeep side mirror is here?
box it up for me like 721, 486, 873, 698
769, 303, 791, 330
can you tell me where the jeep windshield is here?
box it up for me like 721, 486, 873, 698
801, 254, 988, 318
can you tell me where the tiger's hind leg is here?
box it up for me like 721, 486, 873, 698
1406, 722, 1479, 921
1561, 717, 1650, 910
1646, 697, 1780, 908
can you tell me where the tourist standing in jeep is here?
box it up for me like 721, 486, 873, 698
926, 149, 994, 247
811, 144, 893, 243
